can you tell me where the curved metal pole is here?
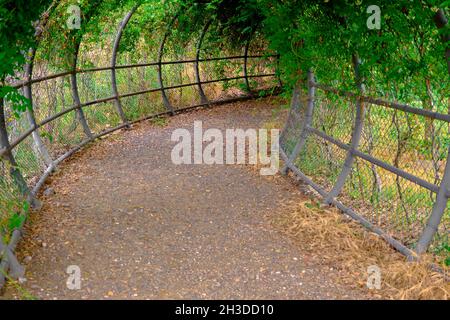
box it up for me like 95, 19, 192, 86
416, 150, 450, 254
324, 54, 365, 204
243, 35, 253, 95
243, 27, 261, 96
415, 9, 450, 254
0, 98, 37, 208
21, 3, 58, 167
71, 41, 93, 139
276, 53, 283, 88
24, 48, 53, 166
111, 5, 140, 126
434, 9, 450, 74
281, 70, 316, 175
0, 1, 55, 287
157, 14, 178, 115
195, 19, 212, 104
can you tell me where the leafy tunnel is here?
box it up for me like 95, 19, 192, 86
0, 0, 449, 298
0, 0, 281, 290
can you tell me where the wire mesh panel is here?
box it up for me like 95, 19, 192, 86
359, 104, 449, 185
245, 31, 279, 93
280, 86, 307, 157
297, 134, 346, 193
199, 21, 248, 102
338, 156, 436, 246
280, 70, 449, 263
0, 160, 28, 242
295, 90, 355, 192
2, 101, 44, 173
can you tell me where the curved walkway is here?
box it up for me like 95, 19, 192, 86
5, 99, 368, 299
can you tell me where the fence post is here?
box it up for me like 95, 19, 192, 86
435, 9, 450, 74
157, 15, 178, 115
281, 70, 316, 175
195, 20, 211, 105
417, 153, 450, 254
111, 5, 139, 127
24, 48, 53, 166
0, 230, 25, 287
0, 98, 38, 208
72, 41, 94, 139
275, 53, 283, 89
243, 37, 253, 95
323, 54, 365, 204
415, 9, 450, 254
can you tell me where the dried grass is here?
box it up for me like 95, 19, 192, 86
256, 101, 449, 300
273, 199, 450, 300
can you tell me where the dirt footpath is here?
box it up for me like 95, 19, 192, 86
4, 99, 369, 299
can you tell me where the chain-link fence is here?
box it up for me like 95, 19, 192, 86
0, 4, 279, 287
280, 63, 449, 264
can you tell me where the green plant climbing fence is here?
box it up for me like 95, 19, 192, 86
281, 61, 449, 266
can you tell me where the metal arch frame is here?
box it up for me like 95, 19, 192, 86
243, 32, 256, 95
23, 48, 53, 167
323, 54, 365, 204
195, 19, 212, 105
72, 40, 94, 139
0, 5, 446, 290
157, 13, 179, 114
111, 4, 140, 127
244, 26, 282, 95
0, 99, 32, 202
279, 75, 422, 259
415, 9, 450, 254
280, 70, 316, 175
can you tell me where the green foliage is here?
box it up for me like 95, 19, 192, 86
0, 0, 52, 115
1, 0, 448, 111
7, 211, 26, 232
0, 0, 52, 81
261, 1, 448, 92
0, 87, 31, 118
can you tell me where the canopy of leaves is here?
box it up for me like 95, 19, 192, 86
260, 0, 449, 99
0, 0, 52, 82
0, 0, 448, 113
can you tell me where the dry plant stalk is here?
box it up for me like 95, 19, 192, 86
273, 199, 449, 300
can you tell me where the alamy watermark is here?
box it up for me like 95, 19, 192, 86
367, 5, 381, 30
367, 265, 381, 290
66, 265, 81, 290
67, 4, 81, 30
171, 121, 280, 176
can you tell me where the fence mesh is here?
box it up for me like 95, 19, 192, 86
280, 72, 449, 263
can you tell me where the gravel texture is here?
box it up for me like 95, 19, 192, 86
3, 99, 369, 300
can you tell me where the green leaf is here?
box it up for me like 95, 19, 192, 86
7, 213, 26, 232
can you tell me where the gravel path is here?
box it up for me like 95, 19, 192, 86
3, 99, 368, 299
